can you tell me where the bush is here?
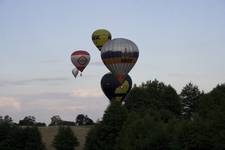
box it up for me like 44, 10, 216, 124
116, 113, 172, 150
52, 126, 79, 150
85, 101, 127, 150
0, 124, 45, 150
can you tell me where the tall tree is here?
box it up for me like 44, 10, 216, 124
52, 127, 79, 150
85, 101, 128, 150
75, 114, 85, 126
197, 84, 225, 149
0, 125, 45, 150
75, 114, 94, 126
23, 127, 46, 150
49, 115, 62, 126
19, 116, 36, 126
125, 80, 181, 117
116, 112, 172, 150
174, 84, 225, 150
0, 115, 13, 124
180, 83, 201, 119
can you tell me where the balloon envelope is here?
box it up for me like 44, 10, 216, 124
101, 73, 132, 102
92, 29, 112, 50
72, 68, 79, 78
101, 38, 139, 83
71, 50, 90, 72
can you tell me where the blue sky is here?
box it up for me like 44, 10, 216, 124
0, 0, 225, 123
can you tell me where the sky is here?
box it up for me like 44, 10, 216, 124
0, 0, 225, 124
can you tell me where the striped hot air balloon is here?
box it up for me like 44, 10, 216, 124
101, 38, 139, 83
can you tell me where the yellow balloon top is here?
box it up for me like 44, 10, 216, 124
92, 29, 112, 50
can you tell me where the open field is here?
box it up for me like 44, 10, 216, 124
39, 126, 91, 150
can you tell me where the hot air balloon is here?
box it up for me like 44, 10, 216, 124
71, 50, 90, 75
92, 29, 112, 51
101, 38, 139, 83
101, 72, 132, 102
72, 68, 79, 78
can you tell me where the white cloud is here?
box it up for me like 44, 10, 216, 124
71, 88, 103, 98
0, 97, 21, 110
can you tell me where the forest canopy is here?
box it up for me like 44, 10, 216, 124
85, 80, 225, 150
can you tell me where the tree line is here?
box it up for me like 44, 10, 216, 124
0, 114, 94, 127
0, 122, 79, 150
0, 114, 92, 150
1, 79, 224, 150
85, 80, 225, 150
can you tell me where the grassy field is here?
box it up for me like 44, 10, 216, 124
39, 126, 91, 150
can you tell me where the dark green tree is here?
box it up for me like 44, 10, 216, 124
23, 127, 46, 150
0, 115, 13, 124
84, 80, 225, 150
0, 125, 25, 150
125, 80, 181, 118
52, 127, 79, 150
0, 122, 11, 143
116, 112, 172, 150
75, 114, 94, 126
0, 126, 45, 150
180, 83, 202, 119
84, 124, 101, 150
85, 101, 128, 150
173, 84, 225, 150
19, 116, 36, 126
49, 115, 62, 126
197, 84, 225, 149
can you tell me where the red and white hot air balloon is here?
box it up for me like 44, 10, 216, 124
71, 50, 90, 75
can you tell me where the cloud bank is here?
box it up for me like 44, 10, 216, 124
0, 97, 21, 110
0, 77, 69, 87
